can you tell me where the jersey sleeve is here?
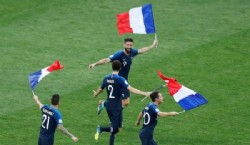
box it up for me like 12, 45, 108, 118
100, 77, 107, 90
120, 77, 129, 89
40, 105, 44, 111
151, 105, 160, 114
131, 48, 139, 56
109, 51, 122, 61
54, 110, 63, 125
40, 104, 47, 111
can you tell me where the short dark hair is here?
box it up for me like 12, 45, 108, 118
51, 94, 60, 105
150, 91, 159, 102
112, 60, 122, 71
124, 38, 133, 43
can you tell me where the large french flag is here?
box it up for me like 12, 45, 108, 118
116, 3, 156, 35
28, 60, 64, 90
158, 70, 208, 111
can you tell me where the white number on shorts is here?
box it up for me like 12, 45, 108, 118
108, 85, 115, 99
143, 112, 150, 125
42, 114, 50, 130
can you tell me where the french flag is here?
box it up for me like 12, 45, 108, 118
116, 3, 156, 35
158, 70, 208, 111
28, 60, 64, 90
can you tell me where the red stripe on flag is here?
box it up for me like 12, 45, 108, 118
47, 60, 64, 72
116, 12, 133, 35
157, 70, 182, 96
168, 80, 182, 96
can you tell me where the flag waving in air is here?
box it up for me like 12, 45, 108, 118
28, 60, 64, 90
157, 70, 208, 111
116, 3, 156, 35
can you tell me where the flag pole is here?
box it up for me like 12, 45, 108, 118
31, 90, 35, 96
178, 110, 185, 114
141, 96, 148, 102
154, 33, 158, 48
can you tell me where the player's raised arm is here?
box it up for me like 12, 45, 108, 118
158, 111, 179, 117
33, 95, 43, 109
57, 124, 78, 142
138, 40, 158, 54
89, 58, 111, 69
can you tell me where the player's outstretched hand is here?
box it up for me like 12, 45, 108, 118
71, 136, 78, 142
170, 112, 179, 116
93, 90, 98, 98
152, 39, 158, 48
89, 63, 96, 69
145, 92, 152, 97
33, 95, 38, 101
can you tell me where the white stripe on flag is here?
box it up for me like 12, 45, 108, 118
129, 7, 146, 34
38, 67, 50, 82
173, 86, 196, 102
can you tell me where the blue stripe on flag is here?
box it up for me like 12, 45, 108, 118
142, 4, 156, 34
28, 70, 42, 90
178, 93, 208, 111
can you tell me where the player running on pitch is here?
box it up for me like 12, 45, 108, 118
89, 38, 158, 114
33, 94, 78, 145
136, 91, 179, 145
93, 60, 151, 145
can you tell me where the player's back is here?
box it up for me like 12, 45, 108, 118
102, 74, 129, 110
142, 102, 159, 132
40, 105, 62, 136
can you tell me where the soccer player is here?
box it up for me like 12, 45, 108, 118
135, 91, 179, 145
93, 60, 151, 145
33, 94, 78, 145
89, 38, 158, 110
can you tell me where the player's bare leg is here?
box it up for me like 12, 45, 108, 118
122, 97, 130, 108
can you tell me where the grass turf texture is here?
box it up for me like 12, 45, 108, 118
0, 0, 250, 144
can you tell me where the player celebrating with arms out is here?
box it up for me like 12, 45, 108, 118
89, 38, 158, 113
136, 91, 179, 145
93, 60, 151, 145
33, 94, 78, 145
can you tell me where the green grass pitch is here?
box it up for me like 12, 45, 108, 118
0, 0, 250, 144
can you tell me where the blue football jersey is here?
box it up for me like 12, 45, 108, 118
40, 105, 62, 135
109, 49, 138, 80
142, 102, 159, 132
101, 74, 129, 110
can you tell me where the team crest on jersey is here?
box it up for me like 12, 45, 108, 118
122, 59, 127, 67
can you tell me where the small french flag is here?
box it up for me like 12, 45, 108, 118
158, 70, 208, 111
28, 60, 64, 90
116, 3, 156, 35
